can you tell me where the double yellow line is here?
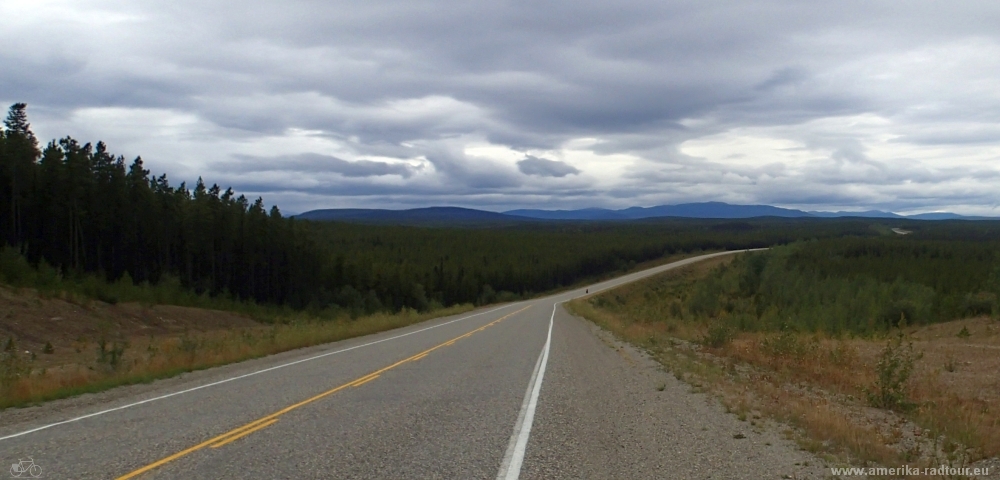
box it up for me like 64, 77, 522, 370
117, 306, 531, 479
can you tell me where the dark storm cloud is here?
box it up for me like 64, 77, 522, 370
228, 153, 416, 178
3, 1, 1000, 214
517, 156, 581, 178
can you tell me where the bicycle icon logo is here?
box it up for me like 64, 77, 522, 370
9, 458, 41, 478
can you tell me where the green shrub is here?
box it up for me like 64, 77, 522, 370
878, 301, 918, 329
865, 334, 921, 410
96, 339, 128, 370
962, 292, 996, 317
496, 290, 520, 303
702, 324, 733, 348
687, 279, 721, 317
760, 330, 816, 358
0, 247, 35, 286
35, 259, 62, 290
0, 338, 29, 393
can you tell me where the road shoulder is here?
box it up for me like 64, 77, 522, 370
520, 306, 831, 479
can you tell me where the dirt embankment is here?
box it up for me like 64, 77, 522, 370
0, 286, 260, 370
0, 285, 475, 411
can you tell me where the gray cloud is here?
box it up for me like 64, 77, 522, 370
517, 156, 581, 177
3, 1, 1000, 214
229, 153, 416, 178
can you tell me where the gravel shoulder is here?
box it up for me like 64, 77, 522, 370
520, 305, 831, 480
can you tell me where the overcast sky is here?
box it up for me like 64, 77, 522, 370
3, 1, 1000, 215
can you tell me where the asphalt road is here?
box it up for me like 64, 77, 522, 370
1, 250, 826, 479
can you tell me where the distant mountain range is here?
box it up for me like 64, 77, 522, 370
295, 202, 995, 224
505, 202, 809, 220
507, 202, 995, 220
805, 210, 978, 220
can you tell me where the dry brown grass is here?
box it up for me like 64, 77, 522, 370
0, 250, 705, 410
567, 260, 1000, 475
1, 299, 473, 409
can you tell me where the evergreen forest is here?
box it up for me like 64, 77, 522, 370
675, 236, 1000, 335
6, 102, 990, 320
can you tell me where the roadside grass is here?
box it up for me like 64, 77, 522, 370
0, 304, 473, 409
0, 249, 711, 411
566, 255, 1000, 472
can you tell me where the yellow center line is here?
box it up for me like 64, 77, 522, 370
350, 374, 380, 388
208, 419, 279, 449
347, 372, 380, 387
116, 305, 532, 480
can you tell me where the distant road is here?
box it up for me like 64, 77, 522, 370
1, 249, 823, 479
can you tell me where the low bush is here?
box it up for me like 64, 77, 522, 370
865, 334, 921, 410
702, 324, 733, 348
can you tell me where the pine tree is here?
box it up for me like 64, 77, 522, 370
1, 103, 40, 246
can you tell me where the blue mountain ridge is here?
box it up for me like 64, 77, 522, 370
806, 210, 903, 219
507, 202, 815, 219
295, 203, 994, 223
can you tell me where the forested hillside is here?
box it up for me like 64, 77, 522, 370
670, 236, 1000, 335
297, 219, 873, 313
0, 103, 889, 317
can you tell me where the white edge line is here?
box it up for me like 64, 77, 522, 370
494, 249, 763, 479
495, 327, 546, 479
496, 303, 556, 480
0, 303, 520, 442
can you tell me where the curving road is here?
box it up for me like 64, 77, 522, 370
1, 250, 825, 479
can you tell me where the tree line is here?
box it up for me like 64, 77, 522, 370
677, 235, 1000, 335
0, 103, 324, 309
0, 103, 888, 317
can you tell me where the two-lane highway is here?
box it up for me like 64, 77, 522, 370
1, 250, 825, 479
